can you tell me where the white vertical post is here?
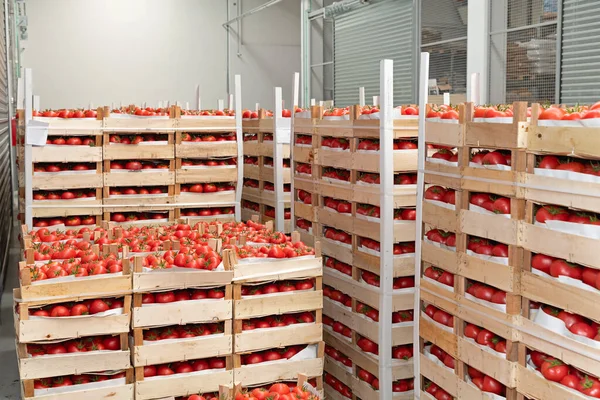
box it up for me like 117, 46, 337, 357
218, 99, 224, 111
469, 72, 481, 104
359, 87, 365, 107
273, 87, 285, 232
228, 94, 234, 110
33, 95, 40, 111
413, 52, 430, 395
158, 101, 163, 109
443, 92, 450, 106
255, 103, 260, 112
195, 85, 201, 110
467, 1, 489, 103
17, 77, 24, 109
185, 102, 190, 110
89, 101, 94, 110
290, 72, 300, 232
24, 68, 33, 229
378, 59, 394, 400
234, 75, 243, 222
372, 96, 379, 107
310, 98, 316, 106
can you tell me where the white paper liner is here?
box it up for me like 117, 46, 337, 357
112, 218, 169, 226
465, 293, 507, 312
466, 249, 509, 265
180, 140, 236, 145
462, 336, 507, 359
181, 165, 236, 170
180, 115, 234, 119
295, 143, 312, 148
109, 113, 170, 119
422, 275, 455, 292
357, 245, 415, 260
321, 146, 350, 152
425, 118, 459, 124
30, 307, 124, 320
424, 199, 456, 210
423, 345, 454, 372
538, 118, 600, 128
421, 311, 453, 332
144, 367, 227, 382
425, 157, 459, 167
108, 141, 169, 146
33, 197, 98, 203
531, 268, 597, 294
108, 193, 169, 199
532, 309, 600, 349
178, 190, 235, 197
323, 115, 350, 121
142, 332, 225, 345
241, 287, 313, 300
534, 167, 600, 184
30, 271, 124, 286
242, 344, 318, 366
295, 111, 312, 119
322, 237, 353, 249
484, 117, 513, 124
321, 176, 351, 185
34, 170, 97, 176
295, 172, 312, 179
535, 220, 600, 240
33, 117, 97, 122
465, 376, 507, 400
34, 377, 127, 396
110, 168, 169, 173
295, 226, 313, 235
469, 162, 511, 171
422, 237, 456, 252
468, 203, 511, 218
26, 348, 120, 359
142, 261, 225, 273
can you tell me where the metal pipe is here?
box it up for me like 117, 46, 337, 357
555, 0, 563, 103
226, 0, 230, 95
222, 0, 286, 28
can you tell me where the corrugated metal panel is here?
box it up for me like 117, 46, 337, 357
560, 0, 600, 104
0, 0, 10, 294
334, 0, 414, 106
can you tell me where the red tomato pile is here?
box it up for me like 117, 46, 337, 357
466, 281, 507, 304
34, 162, 96, 173
141, 288, 225, 303
536, 204, 600, 225
244, 156, 258, 165
180, 182, 235, 193
357, 335, 378, 355
181, 133, 236, 142
264, 206, 292, 219
323, 315, 352, 338
325, 344, 352, 367
33, 216, 96, 227
323, 285, 352, 307
323, 167, 350, 182
241, 345, 310, 365
109, 160, 169, 170
182, 108, 236, 117
357, 138, 417, 151
33, 189, 97, 201
263, 133, 274, 141
531, 253, 595, 285
227, 242, 314, 259
44, 136, 96, 146
471, 150, 511, 166
529, 349, 600, 397
33, 372, 126, 390
424, 304, 454, 328
393, 344, 414, 360
244, 179, 259, 189
296, 162, 312, 175
428, 344, 456, 369
426, 105, 459, 120
467, 236, 508, 257
431, 149, 459, 162
143, 357, 227, 377
358, 172, 379, 184
182, 158, 237, 167
296, 218, 312, 231
538, 103, 600, 120
30, 247, 122, 280
394, 173, 418, 185
243, 133, 258, 141
297, 190, 312, 204
425, 185, 456, 205
32, 109, 98, 119
425, 229, 457, 248
394, 207, 416, 220
241, 110, 259, 119
241, 280, 314, 296
323, 227, 352, 244
180, 207, 234, 217
468, 367, 506, 395
470, 193, 511, 214
536, 154, 600, 175
262, 157, 290, 168
464, 323, 507, 353
108, 134, 169, 144
323, 107, 350, 118
28, 334, 121, 356
242, 200, 260, 212
324, 256, 351, 276
324, 372, 352, 398
242, 312, 315, 330
29, 297, 123, 317
356, 368, 412, 392
541, 305, 600, 341
234, 382, 319, 400
361, 270, 415, 289
324, 197, 351, 214
322, 137, 349, 150
109, 186, 167, 196
144, 323, 223, 340
424, 266, 455, 288
30, 227, 95, 242
423, 379, 452, 400
295, 135, 312, 145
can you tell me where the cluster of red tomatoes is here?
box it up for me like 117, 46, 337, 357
108, 134, 168, 144
467, 236, 509, 258
109, 160, 169, 170
323, 167, 350, 182
424, 304, 454, 327
29, 297, 122, 317
464, 323, 507, 353
143, 357, 227, 377
538, 103, 600, 120
27, 334, 121, 357
234, 382, 318, 400
263, 157, 290, 168
424, 228, 456, 247
467, 280, 507, 305
44, 136, 95, 145
536, 204, 600, 225
242, 312, 314, 331
180, 207, 234, 217
361, 237, 416, 256
357, 138, 417, 151
324, 372, 352, 398
322, 137, 349, 150
295, 135, 312, 145
394, 173, 418, 185
423, 379, 453, 400
532, 253, 600, 291
470, 193, 511, 214
243, 179, 260, 189
243, 133, 258, 142
112, 106, 171, 116
296, 162, 312, 175
182, 158, 237, 167
323, 315, 351, 338
242, 200, 260, 212
227, 242, 314, 259
34, 372, 126, 390
181, 182, 235, 193
424, 185, 456, 205
143, 322, 223, 341
32, 215, 96, 228
323, 285, 351, 308
540, 304, 600, 341
530, 349, 600, 397
296, 218, 312, 231
357, 368, 414, 392
357, 335, 379, 355
467, 367, 506, 396
30, 248, 122, 281
263, 133, 274, 141
241, 345, 310, 365
243, 156, 259, 165
34, 162, 96, 173
424, 266, 454, 288
430, 149, 459, 162
33, 109, 98, 118
297, 190, 312, 205
427, 344, 456, 370
241, 279, 314, 295
325, 344, 352, 367
537, 154, 600, 175
181, 133, 236, 142
109, 186, 167, 196
360, 105, 419, 116
33, 189, 97, 201
361, 270, 415, 290
263, 206, 291, 219
324, 256, 351, 276
141, 288, 225, 303
323, 227, 351, 244
323, 108, 350, 118
324, 197, 351, 214
180, 109, 235, 117
142, 248, 222, 271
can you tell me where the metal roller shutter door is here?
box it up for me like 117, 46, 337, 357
560, 0, 600, 104
333, 0, 415, 106
0, 0, 11, 293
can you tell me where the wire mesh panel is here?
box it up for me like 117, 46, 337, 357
421, 0, 468, 104
560, 0, 600, 104
489, 0, 558, 103
333, 0, 415, 106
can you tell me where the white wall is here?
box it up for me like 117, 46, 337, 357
22, 0, 301, 110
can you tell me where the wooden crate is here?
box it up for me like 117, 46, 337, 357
22, 372, 134, 400
15, 292, 132, 343
104, 167, 175, 188
103, 138, 174, 160
17, 333, 130, 380
29, 197, 103, 218
176, 164, 238, 184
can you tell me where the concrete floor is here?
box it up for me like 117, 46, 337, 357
0, 227, 23, 399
